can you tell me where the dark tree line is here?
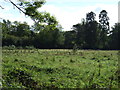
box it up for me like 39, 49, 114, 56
1, 12, 119, 50
1, 19, 64, 49
1, 0, 119, 50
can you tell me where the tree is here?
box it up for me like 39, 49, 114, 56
85, 11, 99, 49
72, 11, 100, 49
20, 0, 64, 49
1, 0, 65, 49
72, 19, 86, 49
86, 11, 96, 23
33, 25, 64, 49
64, 31, 76, 49
1, 0, 45, 17
1, 0, 47, 24
109, 23, 120, 49
2, 19, 12, 35
11, 21, 31, 37
99, 10, 110, 49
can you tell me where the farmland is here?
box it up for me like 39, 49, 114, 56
1, 49, 119, 89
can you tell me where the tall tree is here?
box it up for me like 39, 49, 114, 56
99, 10, 110, 49
86, 11, 96, 23
85, 11, 99, 49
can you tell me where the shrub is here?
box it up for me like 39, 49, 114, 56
3, 45, 16, 50
73, 44, 78, 54
17, 46, 23, 49
2, 46, 9, 49
8, 45, 16, 50
25, 46, 35, 50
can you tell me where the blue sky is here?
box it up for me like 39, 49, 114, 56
0, 0, 119, 30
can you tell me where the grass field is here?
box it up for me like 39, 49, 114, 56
1, 49, 119, 89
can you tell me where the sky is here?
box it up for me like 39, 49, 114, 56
0, 0, 119, 31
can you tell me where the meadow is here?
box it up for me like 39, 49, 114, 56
1, 49, 119, 89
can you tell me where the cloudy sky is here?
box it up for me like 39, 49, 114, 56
0, 0, 119, 31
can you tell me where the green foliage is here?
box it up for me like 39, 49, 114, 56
85, 11, 99, 49
25, 46, 35, 50
64, 31, 76, 49
72, 44, 78, 54
71, 10, 112, 50
8, 45, 16, 50
98, 10, 110, 49
3, 45, 16, 50
109, 23, 120, 49
18, 0, 46, 17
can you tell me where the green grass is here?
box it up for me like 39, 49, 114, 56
2, 49, 119, 89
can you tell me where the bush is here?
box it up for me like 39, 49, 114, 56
17, 46, 23, 49
25, 46, 35, 50
3, 46, 9, 49
8, 45, 16, 50
73, 44, 78, 54
3, 45, 16, 50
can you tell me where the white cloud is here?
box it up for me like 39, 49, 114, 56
38, 3, 118, 30
0, 0, 118, 31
